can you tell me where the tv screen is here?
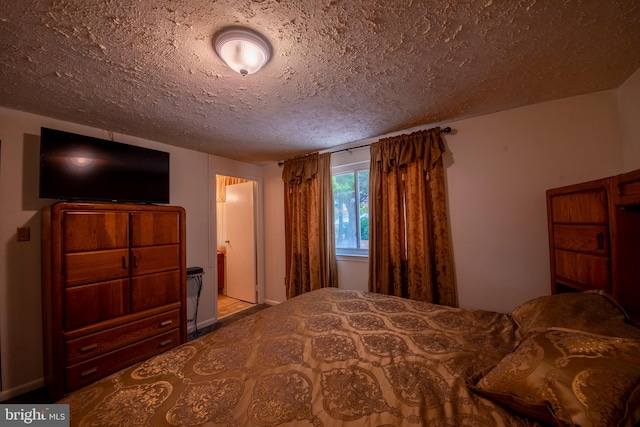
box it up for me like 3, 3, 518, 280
39, 127, 170, 204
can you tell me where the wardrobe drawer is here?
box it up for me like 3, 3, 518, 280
66, 329, 180, 391
65, 310, 180, 365
553, 224, 608, 254
131, 270, 181, 313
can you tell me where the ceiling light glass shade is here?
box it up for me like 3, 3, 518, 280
69, 156, 93, 167
215, 27, 271, 75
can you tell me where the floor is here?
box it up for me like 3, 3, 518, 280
217, 293, 256, 319
186, 294, 263, 340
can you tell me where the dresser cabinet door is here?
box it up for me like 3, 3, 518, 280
64, 279, 130, 330
130, 270, 181, 312
547, 183, 611, 293
130, 212, 180, 246
64, 249, 130, 286
554, 250, 610, 291
63, 211, 129, 251
130, 245, 180, 276
550, 189, 608, 223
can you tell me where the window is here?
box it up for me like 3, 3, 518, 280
332, 161, 369, 256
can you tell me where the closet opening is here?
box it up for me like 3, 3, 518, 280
215, 174, 258, 318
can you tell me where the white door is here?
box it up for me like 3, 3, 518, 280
224, 181, 257, 303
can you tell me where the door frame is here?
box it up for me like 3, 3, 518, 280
208, 158, 264, 321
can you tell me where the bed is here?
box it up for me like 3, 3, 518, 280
59, 288, 640, 426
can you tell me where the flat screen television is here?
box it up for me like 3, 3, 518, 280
39, 127, 170, 204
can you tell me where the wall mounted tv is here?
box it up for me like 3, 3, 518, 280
39, 127, 170, 204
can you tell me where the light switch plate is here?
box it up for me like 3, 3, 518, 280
17, 227, 30, 242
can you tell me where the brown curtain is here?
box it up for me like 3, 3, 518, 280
282, 153, 338, 298
368, 127, 456, 306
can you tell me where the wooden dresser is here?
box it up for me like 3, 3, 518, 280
41, 202, 187, 401
547, 168, 640, 321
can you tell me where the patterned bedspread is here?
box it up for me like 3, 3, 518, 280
60, 288, 541, 426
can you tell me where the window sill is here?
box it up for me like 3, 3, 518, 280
336, 254, 369, 263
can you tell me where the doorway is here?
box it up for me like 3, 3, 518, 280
215, 175, 257, 318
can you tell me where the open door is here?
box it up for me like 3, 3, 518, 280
224, 181, 257, 303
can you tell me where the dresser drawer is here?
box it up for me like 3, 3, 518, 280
553, 224, 608, 254
65, 310, 180, 365
66, 329, 180, 391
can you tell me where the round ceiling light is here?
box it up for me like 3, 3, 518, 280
214, 27, 271, 76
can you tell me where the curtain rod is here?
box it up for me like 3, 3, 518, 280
278, 126, 452, 167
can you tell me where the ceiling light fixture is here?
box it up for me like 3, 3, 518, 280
214, 27, 271, 76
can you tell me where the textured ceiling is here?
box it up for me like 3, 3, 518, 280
1, 1, 639, 165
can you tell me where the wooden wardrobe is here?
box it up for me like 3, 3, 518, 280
547, 168, 640, 322
41, 202, 187, 401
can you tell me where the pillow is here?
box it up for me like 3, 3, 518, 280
470, 328, 640, 427
511, 291, 640, 342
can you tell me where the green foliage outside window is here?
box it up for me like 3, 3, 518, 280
332, 168, 369, 251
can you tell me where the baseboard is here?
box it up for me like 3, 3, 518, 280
0, 378, 44, 403
187, 317, 217, 334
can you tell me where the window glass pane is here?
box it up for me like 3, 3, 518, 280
333, 172, 357, 249
357, 169, 369, 249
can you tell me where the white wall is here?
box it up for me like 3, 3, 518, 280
262, 163, 287, 304
263, 89, 627, 313
446, 90, 623, 312
0, 107, 254, 400
618, 67, 640, 172
336, 256, 368, 292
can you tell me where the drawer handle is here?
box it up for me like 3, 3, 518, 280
122, 256, 128, 269
597, 232, 604, 250
79, 343, 98, 353
160, 320, 173, 327
159, 339, 173, 347
80, 368, 98, 378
